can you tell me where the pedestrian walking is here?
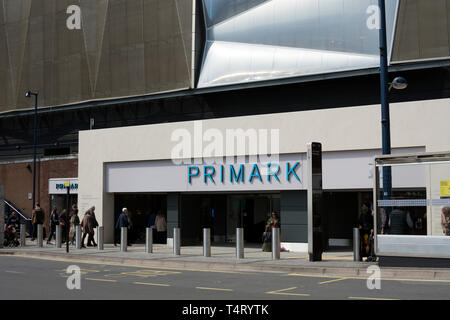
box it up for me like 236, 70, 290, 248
154, 210, 167, 244
31, 203, 45, 241
114, 208, 130, 246
47, 208, 59, 245
69, 208, 80, 245
59, 209, 69, 244
69, 204, 78, 219
89, 206, 99, 229
81, 211, 96, 248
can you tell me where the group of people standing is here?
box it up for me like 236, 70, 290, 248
46, 204, 98, 248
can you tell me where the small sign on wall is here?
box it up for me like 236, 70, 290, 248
441, 180, 450, 199
28, 193, 32, 200
49, 178, 79, 195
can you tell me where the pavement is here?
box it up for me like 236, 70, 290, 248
2, 240, 450, 280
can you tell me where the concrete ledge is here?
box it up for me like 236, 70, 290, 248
377, 235, 450, 258
2, 249, 450, 280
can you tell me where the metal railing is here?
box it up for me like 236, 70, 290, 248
3, 199, 31, 221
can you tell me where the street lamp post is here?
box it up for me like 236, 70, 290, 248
378, 0, 392, 202
378, 0, 408, 222
65, 181, 71, 253
25, 91, 39, 215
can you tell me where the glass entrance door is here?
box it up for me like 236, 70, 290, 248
226, 194, 279, 243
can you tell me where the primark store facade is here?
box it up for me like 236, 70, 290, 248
1, 0, 450, 251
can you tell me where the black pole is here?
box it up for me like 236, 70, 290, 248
66, 186, 70, 253
378, 0, 392, 203
32, 93, 38, 211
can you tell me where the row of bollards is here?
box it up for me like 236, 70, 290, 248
17, 224, 105, 251
118, 227, 282, 259
37, 224, 43, 248
16, 225, 282, 260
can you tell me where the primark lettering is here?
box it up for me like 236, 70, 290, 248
188, 162, 301, 185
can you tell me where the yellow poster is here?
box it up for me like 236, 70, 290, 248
441, 180, 450, 199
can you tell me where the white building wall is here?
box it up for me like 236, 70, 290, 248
78, 98, 450, 243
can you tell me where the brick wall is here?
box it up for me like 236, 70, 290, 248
0, 157, 78, 232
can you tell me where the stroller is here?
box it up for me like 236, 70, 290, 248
4, 224, 20, 247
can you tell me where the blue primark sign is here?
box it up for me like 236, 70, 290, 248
188, 162, 301, 185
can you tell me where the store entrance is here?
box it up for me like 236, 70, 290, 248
321, 191, 373, 251
180, 193, 280, 246
180, 194, 227, 245
114, 194, 167, 244
227, 194, 280, 243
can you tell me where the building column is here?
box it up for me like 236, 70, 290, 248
103, 192, 115, 243
167, 193, 180, 247
280, 190, 308, 252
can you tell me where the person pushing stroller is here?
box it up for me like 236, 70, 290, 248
4, 213, 19, 247
358, 202, 374, 261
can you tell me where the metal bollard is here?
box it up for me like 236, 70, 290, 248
121, 227, 127, 252
272, 228, 280, 260
56, 225, 62, 248
173, 228, 181, 255
75, 225, 81, 249
146, 228, 153, 254
353, 228, 361, 261
203, 228, 211, 257
236, 228, 244, 259
97, 226, 104, 251
20, 224, 26, 247
37, 224, 43, 248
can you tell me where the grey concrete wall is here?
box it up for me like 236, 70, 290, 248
280, 190, 308, 243
167, 193, 180, 239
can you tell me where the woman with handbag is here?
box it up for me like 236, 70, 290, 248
262, 212, 280, 252
262, 225, 272, 252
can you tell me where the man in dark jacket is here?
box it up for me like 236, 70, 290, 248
47, 208, 59, 245
6, 212, 18, 228
358, 202, 374, 258
114, 208, 129, 246
389, 208, 413, 235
